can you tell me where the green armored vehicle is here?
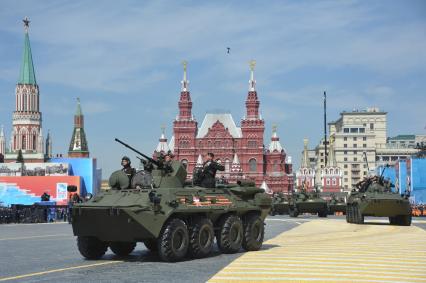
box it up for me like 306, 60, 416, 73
346, 173, 411, 225
70, 139, 272, 262
269, 192, 289, 216
288, 189, 328, 218
327, 194, 346, 215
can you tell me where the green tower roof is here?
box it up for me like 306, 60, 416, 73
18, 31, 37, 85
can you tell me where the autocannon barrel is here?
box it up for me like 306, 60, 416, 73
115, 138, 160, 167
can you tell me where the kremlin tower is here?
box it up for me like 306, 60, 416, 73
68, 98, 89, 158
4, 17, 45, 162
296, 138, 316, 191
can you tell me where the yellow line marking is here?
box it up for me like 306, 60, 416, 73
0, 234, 71, 241
0, 261, 124, 282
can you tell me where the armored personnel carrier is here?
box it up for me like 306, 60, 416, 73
269, 192, 289, 216
69, 139, 272, 262
288, 189, 328, 218
346, 173, 411, 225
327, 194, 346, 215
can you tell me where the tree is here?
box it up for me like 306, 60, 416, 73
16, 149, 24, 163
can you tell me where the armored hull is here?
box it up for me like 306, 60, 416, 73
288, 191, 328, 218
71, 158, 272, 262
346, 176, 411, 225
270, 193, 289, 215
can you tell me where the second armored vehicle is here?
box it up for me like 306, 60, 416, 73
269, 192, 289, 216
288, 189, 328, 218
69, 139, 272, 262
346, 173, 411, 225
327, 194, 346, 215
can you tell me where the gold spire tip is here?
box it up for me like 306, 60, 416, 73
249, 60, 256, 71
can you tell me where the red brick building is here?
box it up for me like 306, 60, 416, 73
155, 61, 293, 192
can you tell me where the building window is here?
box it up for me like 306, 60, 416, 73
332, 178, 336, 185
32, 135, 36, 150
359, 128, 365, 133
353, 144, 357, 148
344, 137, 347, 141
320, 153, 324, 156
363, 144, 366, 148
344, 144, 347, 148
344, 157, 348, 161
363, 171, 367, 175
363, 137, 367, 141
225, 159, 230, 172
354, 157, 357, 161
344, 128, 349, 133
273, 160, 278, 172
353, 151, 357, 155
344, 178, 348, 182
353, 137, 357, 141
320, 159, 324, 162
363, 164, 367, 168
351, 128, 358, 133
344, 151, 347, 155
22, 135, 26, 150
344, 171, 348, 175
215, 141, 221, 147
370, 123, 374, 130
248, 141, 257, 148
249, 158, 257, 172
344, 164, 348, 168
326, 179, 330, 185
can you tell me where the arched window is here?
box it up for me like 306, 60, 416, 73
326, 179, 330, 185
22, 135, 26, 150
273, 160, 278, 172
33, 135, 36, 150
225, 159, 230, 172
332, 178, 336, 185
249, 158, 257, 172
181, 159, 188, 169
325, 169, 328, 174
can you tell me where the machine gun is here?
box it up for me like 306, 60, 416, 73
115, 138, 160, 167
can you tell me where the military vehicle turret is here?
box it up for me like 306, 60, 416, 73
269, 192, 289, 216
288, 188, 328, 218
69, 139, 272, 262
346, 172, 411, 225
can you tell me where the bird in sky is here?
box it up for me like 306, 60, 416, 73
227, 47, 230, 54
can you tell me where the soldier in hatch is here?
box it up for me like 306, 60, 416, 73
200, 152, 225, 188
121, 156, 136, 183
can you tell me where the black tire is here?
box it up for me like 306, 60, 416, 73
318, 211, 328, 218
77, 236, 108, 260
109, 241, 136, 256
188, 218, 214, 258
158, 218, 189, 262
289, 207, 298, 218
398, 215, 412, 226
354, 205, 364, 224
143, 239, 158, 252
346, 206, 350, 223
242, 214, 264, 251
216, 215, 243, 254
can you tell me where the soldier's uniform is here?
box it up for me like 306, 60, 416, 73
121, 156, 136, 188
200, 160, 225, 188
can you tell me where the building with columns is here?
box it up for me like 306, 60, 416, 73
2, 18, 48, 163
155, 61, 293, 192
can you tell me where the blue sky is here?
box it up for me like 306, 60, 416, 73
0, 0, 425, 177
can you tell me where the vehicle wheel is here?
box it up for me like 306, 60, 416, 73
354, 205, 364, 224
398, 215, 412, 226
389, 216, 397, 225
242, 214, 264, 251
109, 241, 136, 256
346, 206, 351, 223
289, 207, 298, 218
217, 215, 243, 254
143, 239, 158, 252
188, 218, 214, 258
318, 211, 327, 218
158, 218, 189, 262
77, 236, 108, 260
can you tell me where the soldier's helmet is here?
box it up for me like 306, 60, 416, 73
122, 156, 131, 164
